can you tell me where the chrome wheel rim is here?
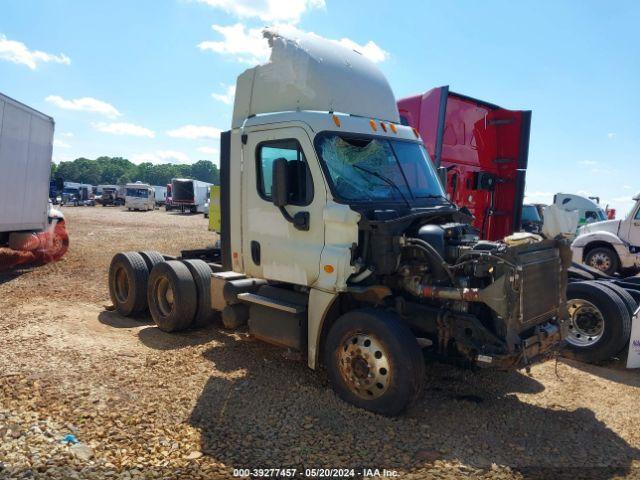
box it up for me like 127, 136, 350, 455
155, 277, 174, 317
114, 268, 129, 304
588, 252, 612, 272
567, 299, 605, 347
338, 332, 390, 399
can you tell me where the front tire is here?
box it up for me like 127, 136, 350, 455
324, 308, 425, 416
585, 247, 619, 276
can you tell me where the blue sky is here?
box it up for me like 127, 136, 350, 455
1, 0, 639, 214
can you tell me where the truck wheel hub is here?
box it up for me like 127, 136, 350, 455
589, 252, 611, 271
567, 299, 604, 347
338, 333, 390, 400
156, 277, 175, 316
114, 268, 129, 303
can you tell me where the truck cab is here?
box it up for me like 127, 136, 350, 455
109, 29, 570, 415
572, 193, 640, 275
554, 193, 607, 227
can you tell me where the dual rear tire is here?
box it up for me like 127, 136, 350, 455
108, 252, 214, 333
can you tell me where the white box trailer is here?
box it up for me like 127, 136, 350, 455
171, 178, 212, 213
0, 93, 54, 234
152, 185, 167, 205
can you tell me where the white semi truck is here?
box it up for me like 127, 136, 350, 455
108, 29, 570, 415
0, 93, 68, 266
572, 193, 640, 275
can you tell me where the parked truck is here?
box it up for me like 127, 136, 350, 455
98, 184, 124, 206
398, 88, 531, 241
0, 92, 68, 268
554, 193, 607, 226
107, 29, 569, 415
61, 182, 95, 206
171, 178, 211, 213
572, 193, 640, 276
164, 183, 174, 211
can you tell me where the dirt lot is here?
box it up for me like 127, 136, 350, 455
1, 206, 639, 479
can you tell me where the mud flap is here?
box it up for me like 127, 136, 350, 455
626, 307, 640, 368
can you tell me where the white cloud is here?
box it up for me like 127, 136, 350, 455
0, 34, 70, 70
611, 196, 634, 203
92, 122, 155, 138
212, 84, 236, 105
524, 191, 553, 204
193, 0, 325, 23
607, 133, 616, 139
167, 124, 222, 140
623, 185, 632, 190
198, 23, 269, 64
335, 37, 388, 63
45, 95, 121, 118
578, 160, 597, 166
53, 139, 71, 148
197, 146, 219, 155
131, 150, 191, 165
198, 23, 388, 64
60, 132, 74, 138
53, 153, 73, 164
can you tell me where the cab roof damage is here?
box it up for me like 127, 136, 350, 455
232, 28, 400, 128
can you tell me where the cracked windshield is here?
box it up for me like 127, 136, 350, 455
316, 134, 444, 203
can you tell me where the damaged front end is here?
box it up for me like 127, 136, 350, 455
352, 215, 572, 371
408, 239, 571, 369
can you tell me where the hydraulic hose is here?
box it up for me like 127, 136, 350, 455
404, 237, 456, 285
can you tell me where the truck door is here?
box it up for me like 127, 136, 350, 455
241, 126, 326, 286
625, 202, 640, 247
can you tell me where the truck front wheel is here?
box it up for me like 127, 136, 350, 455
585, 246, 619, 276
324, 308, 425, 416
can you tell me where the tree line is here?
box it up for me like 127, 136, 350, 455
50, 157, 220, 186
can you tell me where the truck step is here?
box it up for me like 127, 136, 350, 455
237, 292, 306, 314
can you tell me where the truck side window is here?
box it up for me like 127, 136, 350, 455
256, 139, 313, 206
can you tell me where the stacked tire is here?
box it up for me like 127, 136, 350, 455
108, 251, 214, 333
564, 280, 634, 363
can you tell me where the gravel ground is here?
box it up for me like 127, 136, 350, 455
1, 206, 639, 479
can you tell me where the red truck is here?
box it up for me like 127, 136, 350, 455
164, 183, 174, 211
397, 86, 531, 241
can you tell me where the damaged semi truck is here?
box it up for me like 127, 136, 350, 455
108, 30, 570, 415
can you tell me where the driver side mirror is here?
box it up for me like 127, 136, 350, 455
272, 157, 289, 207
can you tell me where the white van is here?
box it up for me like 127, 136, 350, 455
125, 183, 155, 211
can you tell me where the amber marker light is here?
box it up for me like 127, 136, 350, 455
332, 115, 341, 127
324, 265, 335, 274
369, 119, 377, 131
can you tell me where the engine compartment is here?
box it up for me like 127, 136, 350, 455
349, 210, 571, 368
